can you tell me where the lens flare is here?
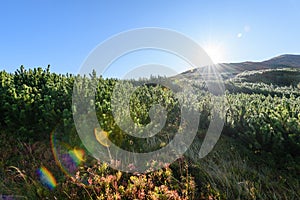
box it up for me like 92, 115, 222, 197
37, 166, 57, 190
94, 127, 110, 147
50, 130, 85, 177
202, 41, 226, 64
69, 148, 85, 164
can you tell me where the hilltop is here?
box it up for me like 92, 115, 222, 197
178, 54, 300, 80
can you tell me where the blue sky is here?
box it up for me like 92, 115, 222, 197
0, 0, 300, 77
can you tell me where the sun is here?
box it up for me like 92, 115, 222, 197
202, 42, 226, 64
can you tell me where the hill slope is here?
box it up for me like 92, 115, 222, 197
179, 54, 300, 80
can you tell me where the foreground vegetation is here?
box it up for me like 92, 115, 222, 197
0, 66, 299, 199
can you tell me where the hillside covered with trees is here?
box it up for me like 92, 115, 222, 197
0, 65, 299, 199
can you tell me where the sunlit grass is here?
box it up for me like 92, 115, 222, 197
1, 130, 299, 199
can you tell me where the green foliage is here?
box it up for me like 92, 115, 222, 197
235, 68, 300, 87
0, 66, 74, 140
1, 66, 300, 199
225, 93, 300, 158
1, 66, 299, 159
225, 68, 300, 97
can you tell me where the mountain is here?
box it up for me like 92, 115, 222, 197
178, 54, 300, 80
263, 54, 300, 67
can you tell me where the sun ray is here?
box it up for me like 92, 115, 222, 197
202, 41, 227, 64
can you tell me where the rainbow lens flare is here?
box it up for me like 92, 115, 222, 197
51, 129, 85, 177
37, 166, 57, 190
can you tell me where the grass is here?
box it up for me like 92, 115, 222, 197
187, 136, 300, 199
0, 129, 299, 199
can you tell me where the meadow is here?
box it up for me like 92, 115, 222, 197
0, 66, 299, 199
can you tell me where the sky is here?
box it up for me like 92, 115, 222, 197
0, 0, 300, 77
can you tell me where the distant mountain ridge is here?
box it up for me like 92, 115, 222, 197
263, 54, 300, 68
179, 54, 300, 79
228, 54, 300, 71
